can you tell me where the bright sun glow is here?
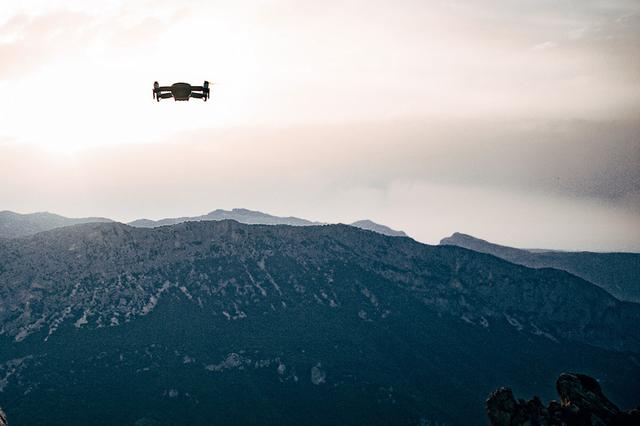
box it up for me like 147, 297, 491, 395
0, 5, 267, 153
3, 0, 637, 154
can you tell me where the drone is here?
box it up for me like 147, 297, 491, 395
153, 81, 211, 102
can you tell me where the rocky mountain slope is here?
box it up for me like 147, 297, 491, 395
440, 232, 640, 303
0, 221, 638, 425
486, 373, 640, 425
0, 211, 112, 239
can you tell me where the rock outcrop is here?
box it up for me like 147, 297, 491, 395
0, 407, 7, 426
487, 373, 640, 425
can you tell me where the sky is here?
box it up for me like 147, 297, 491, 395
0, 0, 639, 251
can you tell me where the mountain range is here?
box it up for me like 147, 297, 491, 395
440, 232, 640, 303
0, 211, 112, 239
127, 208, 320, 228
0, 221, 638, 425
0, 209, 407, 239
129, 208, 408, 237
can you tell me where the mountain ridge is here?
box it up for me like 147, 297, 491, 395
1, 221, 639, 425
128, 208, 320, 228
2, 220, 639, 351
128, 208, 408, 237
0, 210, 113, 239
440, 232, 640, 302
350, 219, 407, 237
0, 209, 408, 239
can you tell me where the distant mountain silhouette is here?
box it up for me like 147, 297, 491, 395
440, 232, 640, 303
0, 208, 409, 240
350, 219, 407, 237
129, 208, 408, 237
0, 211, 112, 239
128, 208, 320, 228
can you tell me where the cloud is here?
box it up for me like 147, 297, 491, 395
1, 117, 637, 213
1, 118, 638, 251
0, 5, 187, 80
0, 11, 92, 79
532, 41, 557, 50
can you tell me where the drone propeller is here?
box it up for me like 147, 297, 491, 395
153, 81, 160, 101
203, 81, 215, 101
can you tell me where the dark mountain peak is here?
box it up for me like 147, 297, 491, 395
486, 372, 639, 426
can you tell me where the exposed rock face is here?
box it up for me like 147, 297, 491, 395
1, 221, 639, 352
487, 373, 640, 426
0, 407, 7, 426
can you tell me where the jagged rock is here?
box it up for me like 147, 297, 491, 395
487, 373, 640, 426
486, 388, 547, 426
0, 407, 7, 426
556, 372, 621, 424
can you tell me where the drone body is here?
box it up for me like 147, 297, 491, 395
153, 81, 210, 101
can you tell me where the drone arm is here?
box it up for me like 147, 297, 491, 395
157, 93, 173, 99
191, 84, 211, 100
